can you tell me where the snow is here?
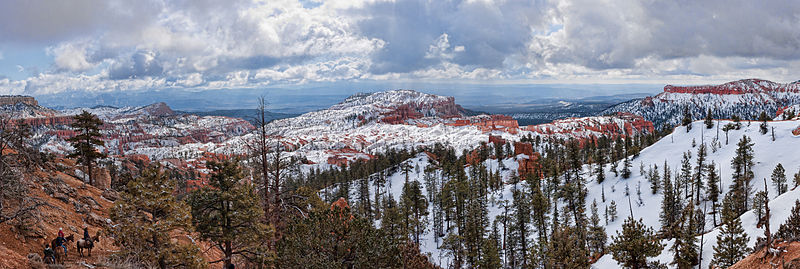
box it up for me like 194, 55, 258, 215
326, 118, 800, 268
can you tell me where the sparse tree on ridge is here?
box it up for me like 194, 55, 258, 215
68, 111, 107, 185
771, 163, 787, 195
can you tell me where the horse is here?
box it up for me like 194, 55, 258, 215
77, 231, 101, 257
50, 234, 74, 264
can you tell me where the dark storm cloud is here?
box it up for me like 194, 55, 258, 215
538, 0, 800, 69
109, 51, 164, 80
355, 0, 550, 74
0, 0, 162, 44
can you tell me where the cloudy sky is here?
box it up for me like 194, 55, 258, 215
0, 0, 798, 106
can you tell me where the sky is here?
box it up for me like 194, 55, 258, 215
0, 0, 799, 110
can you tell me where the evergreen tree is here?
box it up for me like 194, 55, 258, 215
622, 157, 632, 179
771, 163, 788, 195
609, 217, 664, 269
596, 151, 606, 183
679, 152, 693, 199
759, 111, 769, 134
777, 200, 800, 241
67, 111, 107, 185
752, 191, 767, 223
730, 135, 755, 215
278, 201, 408, 268
705, 108, 714, 129
694, 144, 706, 203
671, 205, 698, 269
712, 216, 750, 268
480, 234, 502, 269
649, 164, 661, 194
188, 160, 272, 267
510, 188, 531, 267
609, 200, 618, 222
547, 224, 590, 269
682, 106, 693, 132
400, 180, 429, 246
588, 200, 608, 256
795, 170, 800, 189
358, 177, 373, 220
108, 166, 205, 268
706, 162, 721, 226
660, 161, 681, 238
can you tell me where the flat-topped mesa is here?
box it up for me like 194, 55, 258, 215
0, 95, 38, 106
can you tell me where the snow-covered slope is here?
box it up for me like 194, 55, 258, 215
328, 118, 800, 268
605, 79, 800, 128
265, 90, 653, 165
592, 119, 800, 268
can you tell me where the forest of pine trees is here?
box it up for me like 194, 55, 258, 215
54, 109, 800, 268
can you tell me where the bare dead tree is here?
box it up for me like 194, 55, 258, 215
248, 96, 298, 250
0, 116, 46, 227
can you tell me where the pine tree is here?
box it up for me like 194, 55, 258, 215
189, 160, 272, 267
712, 216, 750, 268
660, 161, 680, 238
510, 188, 531, 267
609, 200, 618, 222
596, 151, 606, 183
671, 205, 698, 269
794, 170, 800, 189
759, 111, 769, 134
588, 200, 608, 256
752, 191, 768, 223
649, 164, 661, 194
108, 166, 205, 268
705, 108, 714, 129
771, 163, 788, 194
707, 162, 721, 226
730, 135, 755, 215
480, 234, 502, 269
694, 144, 706, 203
682, 106, 693, 132
400, 180, 429, 246
777, 200, 800, 241
67, 111, 107, 185
609, 217, 664, 269
278, 201, 407, 268
679, 152, 693, 199
622, 157, 632, 179
547, 224, 590, 269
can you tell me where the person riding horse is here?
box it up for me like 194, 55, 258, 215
83, 227, 92, 248
55, 228, 67, 256
43, 243, 55, 264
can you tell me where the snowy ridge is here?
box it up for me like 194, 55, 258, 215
604, 79, 800, 128
261, 90, 652, 165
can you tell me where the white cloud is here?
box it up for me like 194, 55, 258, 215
47, 43, 95, 72
2, 0, 800, 95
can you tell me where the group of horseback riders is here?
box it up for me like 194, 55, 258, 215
43, 226, 94, 264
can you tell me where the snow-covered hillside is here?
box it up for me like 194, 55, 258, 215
605, 79, 800, 128
329, 118, 800, 268
264, 90, 653, 165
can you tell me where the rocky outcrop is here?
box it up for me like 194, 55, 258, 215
141, 102, 175, 117
0, 95, 38, 106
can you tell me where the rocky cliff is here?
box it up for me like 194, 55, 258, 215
0, 96, 38, 106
